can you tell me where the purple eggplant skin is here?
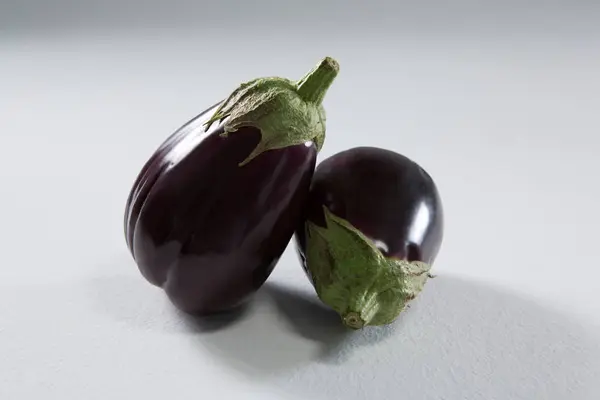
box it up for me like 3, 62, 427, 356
124, 102, 317, 315
295, 146, 444, 284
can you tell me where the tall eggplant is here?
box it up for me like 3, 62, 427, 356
295, 147, 443, 329
124, 57, 340, 315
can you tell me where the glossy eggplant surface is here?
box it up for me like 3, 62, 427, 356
125, 103, 317, 315
295, 146, 443, 328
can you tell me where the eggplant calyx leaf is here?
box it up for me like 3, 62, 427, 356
305, 206, 432, 329
203, 57, 338, 166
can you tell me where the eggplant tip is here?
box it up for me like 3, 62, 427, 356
342, 312, 365, 330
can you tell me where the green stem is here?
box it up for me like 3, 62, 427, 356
342, 291, 380, 330
296, 56, 339, 105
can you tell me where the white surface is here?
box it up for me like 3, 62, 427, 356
2, 3, 600, 399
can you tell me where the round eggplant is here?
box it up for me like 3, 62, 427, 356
125, 57, 340, 315
295, 147, 443, 329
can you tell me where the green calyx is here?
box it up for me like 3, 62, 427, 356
203, 57, 339, 166
305, 206, 432, 330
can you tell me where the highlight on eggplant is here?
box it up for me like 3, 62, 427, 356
124, 57, 340, 316
294, 146, 444, 329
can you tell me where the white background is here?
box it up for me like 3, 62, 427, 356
2, 1, 599, 399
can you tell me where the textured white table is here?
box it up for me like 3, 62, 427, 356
2, 2, 599, 399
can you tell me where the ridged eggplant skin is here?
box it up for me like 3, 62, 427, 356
124, 102, 317, 315
295, 147, 444, 281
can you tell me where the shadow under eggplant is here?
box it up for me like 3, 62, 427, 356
264, 281, 403, 364
87, 259, 600, 400
190, 274, 600, 400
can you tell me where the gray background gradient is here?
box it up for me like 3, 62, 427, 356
3, 1, 600, 38
1, 1, 600, 399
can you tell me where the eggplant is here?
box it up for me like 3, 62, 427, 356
124, 57, 340, 315
294, 147, 444, 329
